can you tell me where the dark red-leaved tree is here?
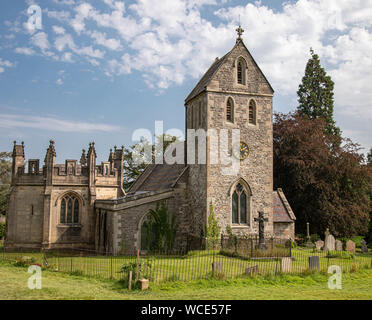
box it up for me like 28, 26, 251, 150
274, 112, 370, 237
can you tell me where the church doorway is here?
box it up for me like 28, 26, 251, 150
140, 215, 158, 252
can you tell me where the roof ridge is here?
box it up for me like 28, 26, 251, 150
277, 188, 296, 221
185, 48, 234, 104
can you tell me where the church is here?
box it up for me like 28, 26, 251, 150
5, 28, 296, 253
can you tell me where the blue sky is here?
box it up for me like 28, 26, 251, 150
0, 0, 371, 163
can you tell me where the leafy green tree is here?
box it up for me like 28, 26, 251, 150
206, 202, 221, 250
147, 201, 178, 252
0, 152, 12, 217
297, 49, 340, 137
123, 135, 181, 191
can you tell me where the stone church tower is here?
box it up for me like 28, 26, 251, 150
185, 27, 275, 237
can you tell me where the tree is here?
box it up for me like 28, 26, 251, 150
297, 49, 340, 138
0, 152, 12, 217
206, 202, 221, 250
274, 112, 370, 237
123, 134, 181, 191
367, 148, 372, 167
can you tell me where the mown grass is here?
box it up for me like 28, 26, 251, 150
1, 260, 372, 300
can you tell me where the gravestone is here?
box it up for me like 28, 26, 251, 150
245, 265, 258, 276
361, 240, 368, 254
315, 240, 324, 251
323, 229, 335, 252
281, 257, 292, 273
309, 256, 319, 271
212, 261, 223, 273
346, 240, 356, 254
335, 240, 343, 251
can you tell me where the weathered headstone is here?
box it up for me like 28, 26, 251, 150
361, 240, 368, 254
346, 240, 356, 254
323, 229, 335, 252
309, 256, 319, 271
245, 265, 258, 276
139, 279, 149, 291
335, 240, 343, 251
315, 240, 324, 251
281, 257, 292, 273
212, 261, 223, 273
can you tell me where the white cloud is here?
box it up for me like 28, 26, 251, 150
52, 25, 66, 35
61, 52, 74, 62
55, 33, 105, 59
31, 32, 51, 53
0, 58, 14, 73
53, 0, 75, 5
89, 31, 122, 51
0, 114, 120, 133
15, 47, 36, 55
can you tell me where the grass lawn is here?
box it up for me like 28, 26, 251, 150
0, 260, 372, 300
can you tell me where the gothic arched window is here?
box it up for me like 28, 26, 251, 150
232, 182, 251, 225
60, 194, 80, 224
249, 100, 256, 125
226, 98, 234, 123
237, 58, 246, 85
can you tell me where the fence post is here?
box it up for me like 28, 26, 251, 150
128, 271, 133, 290
110, 255, 113, 280
136, 249, 140, 281
70, 257, 73, 273
289, 239, 292, 258
250, 238, 253, 257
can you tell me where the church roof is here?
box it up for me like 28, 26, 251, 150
129, 164, 188, 193
185, 39, 274, 104
273, 189, 296, 223
185, 52, 230, 104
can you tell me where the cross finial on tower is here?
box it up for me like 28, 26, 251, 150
236, 25, 244, 41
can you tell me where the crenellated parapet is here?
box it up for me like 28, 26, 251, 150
10, 141, 125, 192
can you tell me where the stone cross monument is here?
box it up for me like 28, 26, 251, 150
254, 212, 268, 250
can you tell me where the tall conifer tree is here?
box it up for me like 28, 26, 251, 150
297, 49, 340, 137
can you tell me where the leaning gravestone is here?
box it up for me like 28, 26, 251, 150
335, 240, 343, 251
315, 240, 324, 251
361, 240, 368, 254
346, 240, 356, 254
323, 231, 335, 252
309, 256, 319, 271
281, 257, 292, 273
